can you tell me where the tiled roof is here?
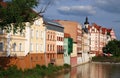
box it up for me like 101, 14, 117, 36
92, 23, 101, 30
107, 29, 112, 33
102, 28, 107, 34
0, 1, 7, 7
64, 33, 71, 38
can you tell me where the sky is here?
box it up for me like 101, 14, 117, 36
35, 0, 120, 40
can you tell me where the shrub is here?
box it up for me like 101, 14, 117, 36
63, 63, 71, 68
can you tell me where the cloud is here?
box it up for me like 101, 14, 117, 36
58, 5, 96, 16
93, 0, 120, 14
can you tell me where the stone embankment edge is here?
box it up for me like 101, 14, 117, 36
92, 62, 120, 64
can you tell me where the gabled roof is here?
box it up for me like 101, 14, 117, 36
107, 29, 112, 33
102, 28, 107, 34
92, 23, 101, 31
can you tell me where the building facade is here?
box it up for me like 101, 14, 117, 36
58, 20, 82, 67
0, 16, 46, 69
44, 19, 64, 66
64, 33, 73, 65
86, 17, 116, 55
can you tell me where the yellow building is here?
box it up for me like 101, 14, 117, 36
0, 27, 26, 57
0, 16, 46, 69
29, 17, 46, 67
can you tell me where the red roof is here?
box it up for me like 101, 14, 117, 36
107, 29, 112, 33
64, 33, 71, 38
102, 28, 107, 34
92, 23, 101, 30
0, 0, 7, 7
88, 25, 91, 30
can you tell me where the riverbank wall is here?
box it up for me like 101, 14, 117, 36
77, 53, 95, 66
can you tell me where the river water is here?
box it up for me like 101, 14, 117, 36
48, 63, 120, 78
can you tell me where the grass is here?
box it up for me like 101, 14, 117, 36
0, 63, 71, 78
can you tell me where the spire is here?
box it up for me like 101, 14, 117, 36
84, 17, 89, 25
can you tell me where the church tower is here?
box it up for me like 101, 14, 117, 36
84, 17, 89, 28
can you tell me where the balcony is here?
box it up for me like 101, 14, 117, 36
50, 58, 56, 63
57, 50, 64, 54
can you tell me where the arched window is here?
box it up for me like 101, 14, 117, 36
19, 43, 22, 51
13, 43, 16, 52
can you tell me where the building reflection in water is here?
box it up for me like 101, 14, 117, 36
70, 67, 77, 78
47, 63, 120, 78
77, 63, 110, 78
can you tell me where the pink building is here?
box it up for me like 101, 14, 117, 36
85, 18, 116, 55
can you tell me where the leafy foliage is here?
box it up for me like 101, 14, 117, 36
0, 0, 39, 33
103, 40, 120, 56
0, 64, 70, 78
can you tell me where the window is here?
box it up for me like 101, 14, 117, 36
92, 29, 94, 32
53, 45, 54, 51
40, 44, 43, 51
30, 43, 33, 51
50, 45, 52, 51
19, 43, 22, 51
36, 30, 39, 39
47, 44, 49, 51
41, 56, 42, 59
51, 35, 52, 40
31, 29, 34, 38
36, 56, 38, 60
41, 31, 43, 39
53, 54, 54, 58
36, 43, 39, 52
0, 29, 3, 34
48, 35, 49, 40
0, 42, 3, 51
53, 35, 55, 41
13, 43, 16, 52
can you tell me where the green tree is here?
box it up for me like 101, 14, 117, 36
103, 40, 120, 56
0, 0, 39, 33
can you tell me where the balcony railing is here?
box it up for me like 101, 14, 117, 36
57, 50, 64, 54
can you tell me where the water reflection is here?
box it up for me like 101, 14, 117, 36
48, 63, 120, 78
